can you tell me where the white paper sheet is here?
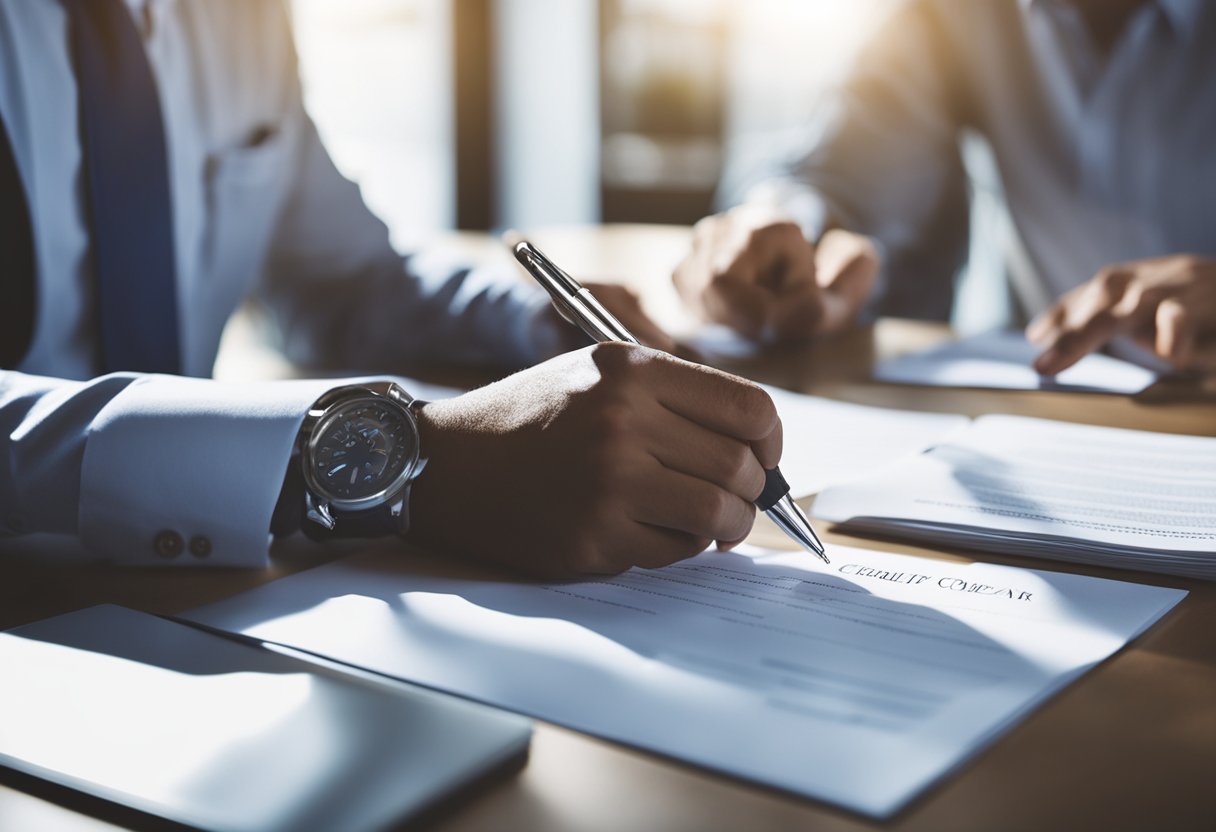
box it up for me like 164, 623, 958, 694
187, 544, 1185, 818
814, 415, 1216, 579
873, 330, 1159, 394
761, 386, 969, 496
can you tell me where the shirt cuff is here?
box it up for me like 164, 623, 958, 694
744, 179, 833, 243
78, 376, 337, 567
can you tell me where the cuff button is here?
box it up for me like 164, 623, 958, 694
189, 535, 212, 559
154, 530, 183, 558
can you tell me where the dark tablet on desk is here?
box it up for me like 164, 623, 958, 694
0, 604, 531, 832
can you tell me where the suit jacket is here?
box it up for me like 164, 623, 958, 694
0, 0, 555, 566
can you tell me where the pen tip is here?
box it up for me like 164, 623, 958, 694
501, 229, 525, 251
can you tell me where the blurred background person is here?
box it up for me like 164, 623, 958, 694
671, 0, 1216, 374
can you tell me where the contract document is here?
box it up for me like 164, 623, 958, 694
187, 544, 1185, 818
873, 330, 1159, 394
814, 415, 1216, 579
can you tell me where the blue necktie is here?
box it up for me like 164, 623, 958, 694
0, 113, 36, 369
67, 0, 181, 374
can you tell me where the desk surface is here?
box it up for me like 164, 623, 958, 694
2, 225, 1213, 832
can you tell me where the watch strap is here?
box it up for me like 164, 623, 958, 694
299, 500, 403, 542
271, 454, 305, 538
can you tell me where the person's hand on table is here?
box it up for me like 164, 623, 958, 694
408, 342, 781, 578
1027, 255, 1216, 375
672, 204, 881, 343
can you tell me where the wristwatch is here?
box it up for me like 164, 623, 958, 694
295, 383, 428, 539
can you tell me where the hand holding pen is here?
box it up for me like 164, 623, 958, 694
506, 233, 828, 563
411, 326, 800, 575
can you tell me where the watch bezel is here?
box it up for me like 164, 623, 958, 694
301, 391, 421, 514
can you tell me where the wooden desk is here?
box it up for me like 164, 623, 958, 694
3, 225, 1213, 832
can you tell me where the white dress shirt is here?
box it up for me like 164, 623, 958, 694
742, 0, 1216, 321
0, 0, 558, 566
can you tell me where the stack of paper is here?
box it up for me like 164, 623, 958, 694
760, 385, 968, 497
187, 544, 1186, 818
873, 330, 1159, 394
814, 415, 1216, 579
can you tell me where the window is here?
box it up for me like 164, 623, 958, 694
291, 0, 455, 249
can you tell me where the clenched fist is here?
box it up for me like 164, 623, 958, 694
673, 204, 880, 343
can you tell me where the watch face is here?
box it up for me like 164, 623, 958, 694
306, 397, 418, 508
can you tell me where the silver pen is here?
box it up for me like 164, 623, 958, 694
507, 234, 829, 564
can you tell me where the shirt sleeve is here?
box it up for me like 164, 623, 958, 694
251, 8, 563, 374
0, 370, 336, 567
726, 0, 972, 320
